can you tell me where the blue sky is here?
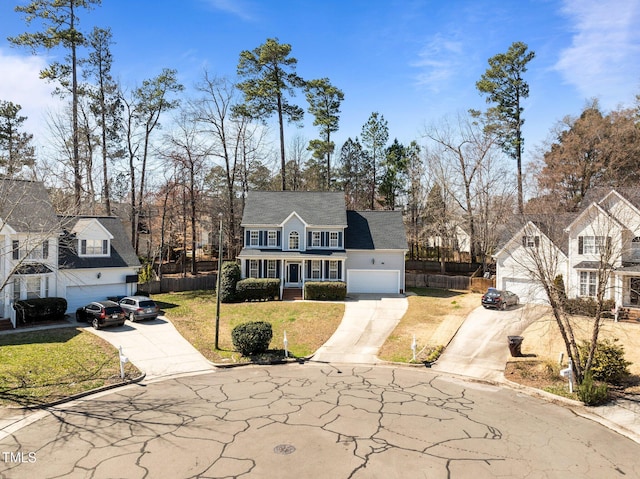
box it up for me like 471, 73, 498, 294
1, 0, 640, 167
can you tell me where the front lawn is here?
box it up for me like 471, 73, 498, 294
378, 288, 481, 363
153, 291, 345, 363
0, 328, 141, 407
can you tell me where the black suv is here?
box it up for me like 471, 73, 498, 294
76, 301, 126, 329
481, 288, 519, 310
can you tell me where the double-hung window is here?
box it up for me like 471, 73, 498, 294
249, 259, 259, 278
579, 236, 609, 255
330, 232, 339, 248
329, 260, 339, 279
267, 260, 277, 278
80, 239, 108, 256
250, 231, 259, 246
311, 232, 321, 247
579, 271, 597, 297
311, 260, 322, 279
267, 231, 278, 247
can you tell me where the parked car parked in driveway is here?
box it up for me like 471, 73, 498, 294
76, 301, 126, 329
118, 296, 160, 322
481, 288, 519, 310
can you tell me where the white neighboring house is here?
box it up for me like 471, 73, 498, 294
0, 179, 140, 329
58, 216, 140, 314
237, 191, 408, 297
494, 188, 640, 311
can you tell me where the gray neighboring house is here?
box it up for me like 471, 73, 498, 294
237, 191, 408, 297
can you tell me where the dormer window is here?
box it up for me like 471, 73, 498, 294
330, 231, 339, 248
312, 232, 321, 247
80, 239, 109, 256
250, 231, 259, 246
289, 231, 300, 250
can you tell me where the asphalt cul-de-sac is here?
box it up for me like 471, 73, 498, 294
1, 364, 638, 478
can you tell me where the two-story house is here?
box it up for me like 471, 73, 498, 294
0, 179, 140, 329
494, 188, 640, 314
237, 191, 407, 298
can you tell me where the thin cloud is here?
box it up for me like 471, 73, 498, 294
201, 0, 257, 22
0, 48, 58, 140
411, 34, 464, 92
555, 0, 640, 107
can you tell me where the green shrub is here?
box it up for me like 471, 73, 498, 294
236, 278, 280, 301
14, 297, 68, 324
219, 261, 241, 303
578, 338, 631, 384
304, 281, 347, 300
565, 297, 615, 317
552, 274, 567, 304
231, 321, 273, 356
577, 371, 609, 406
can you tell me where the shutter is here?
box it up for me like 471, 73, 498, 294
277, 231, 281, 247
103, 240, 108, 254
534, 236, 540, 247
245, 230, 250, 246
578, 236, 583, 255
43, 240, 49, 259
276, 260, 280, 278
338, 261, 342, 280
259, 231, 265, 247
522, 236, 526, 247
308, 232, 312, 247
81, 240, 87, 255
245, 260, 249, 278
338, 232, 343, 248
324, 261, 329, 279
307, 261, 312, 278
323, 232, 329, 247
12, 240, 19, 260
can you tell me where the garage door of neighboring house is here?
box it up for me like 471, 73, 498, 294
502, 277, 547, 304
66, 284, 128, 314
347, 270, 400, 294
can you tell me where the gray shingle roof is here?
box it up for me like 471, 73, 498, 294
59, 216, 140, 269
242, 191, 347, 226
345, 210, 408, 250
0, 179, 59, 233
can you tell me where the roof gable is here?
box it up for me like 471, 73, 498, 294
71, 218, 114, 239
494, 220, 568, 260
242, 191, 347, 227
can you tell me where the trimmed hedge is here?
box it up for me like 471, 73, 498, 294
231, 321, 273, 356
565, 297, 615, 317
236, 278, 280, 301
304, 281, 347, 301
14, 297, 67, 324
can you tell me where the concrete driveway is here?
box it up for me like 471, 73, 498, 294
83, 316, 214, 379
432, 303, 548, 382
311, 294, 408, 364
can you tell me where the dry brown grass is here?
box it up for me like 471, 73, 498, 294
520, 314, 640, 375
378, 288, 482, 362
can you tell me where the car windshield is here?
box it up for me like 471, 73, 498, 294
485, 291, 501, 298
139, 301, 156, 308
105, 306, 122, 314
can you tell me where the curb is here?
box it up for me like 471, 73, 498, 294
13, 372, 147, 410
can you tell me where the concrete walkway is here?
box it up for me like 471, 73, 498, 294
85, 316, 215, 379
311, 294, 408, 364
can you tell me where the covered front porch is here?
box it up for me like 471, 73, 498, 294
614, 268, 640, 321
238, 250, 347, 300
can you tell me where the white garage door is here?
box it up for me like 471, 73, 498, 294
66, 284, 129, 313
502, 277, 547, 304
347, 270, 400, 294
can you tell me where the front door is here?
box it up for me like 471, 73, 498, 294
288, 263, 300, 285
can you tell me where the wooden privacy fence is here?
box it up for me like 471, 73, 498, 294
406, 273, 494, 292
138, 275, 217, 294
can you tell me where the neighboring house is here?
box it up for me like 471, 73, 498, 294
494, 188, 640, 311
237, 191, 407, 297
58, 216, 141, 314
0, 179, 140, 328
